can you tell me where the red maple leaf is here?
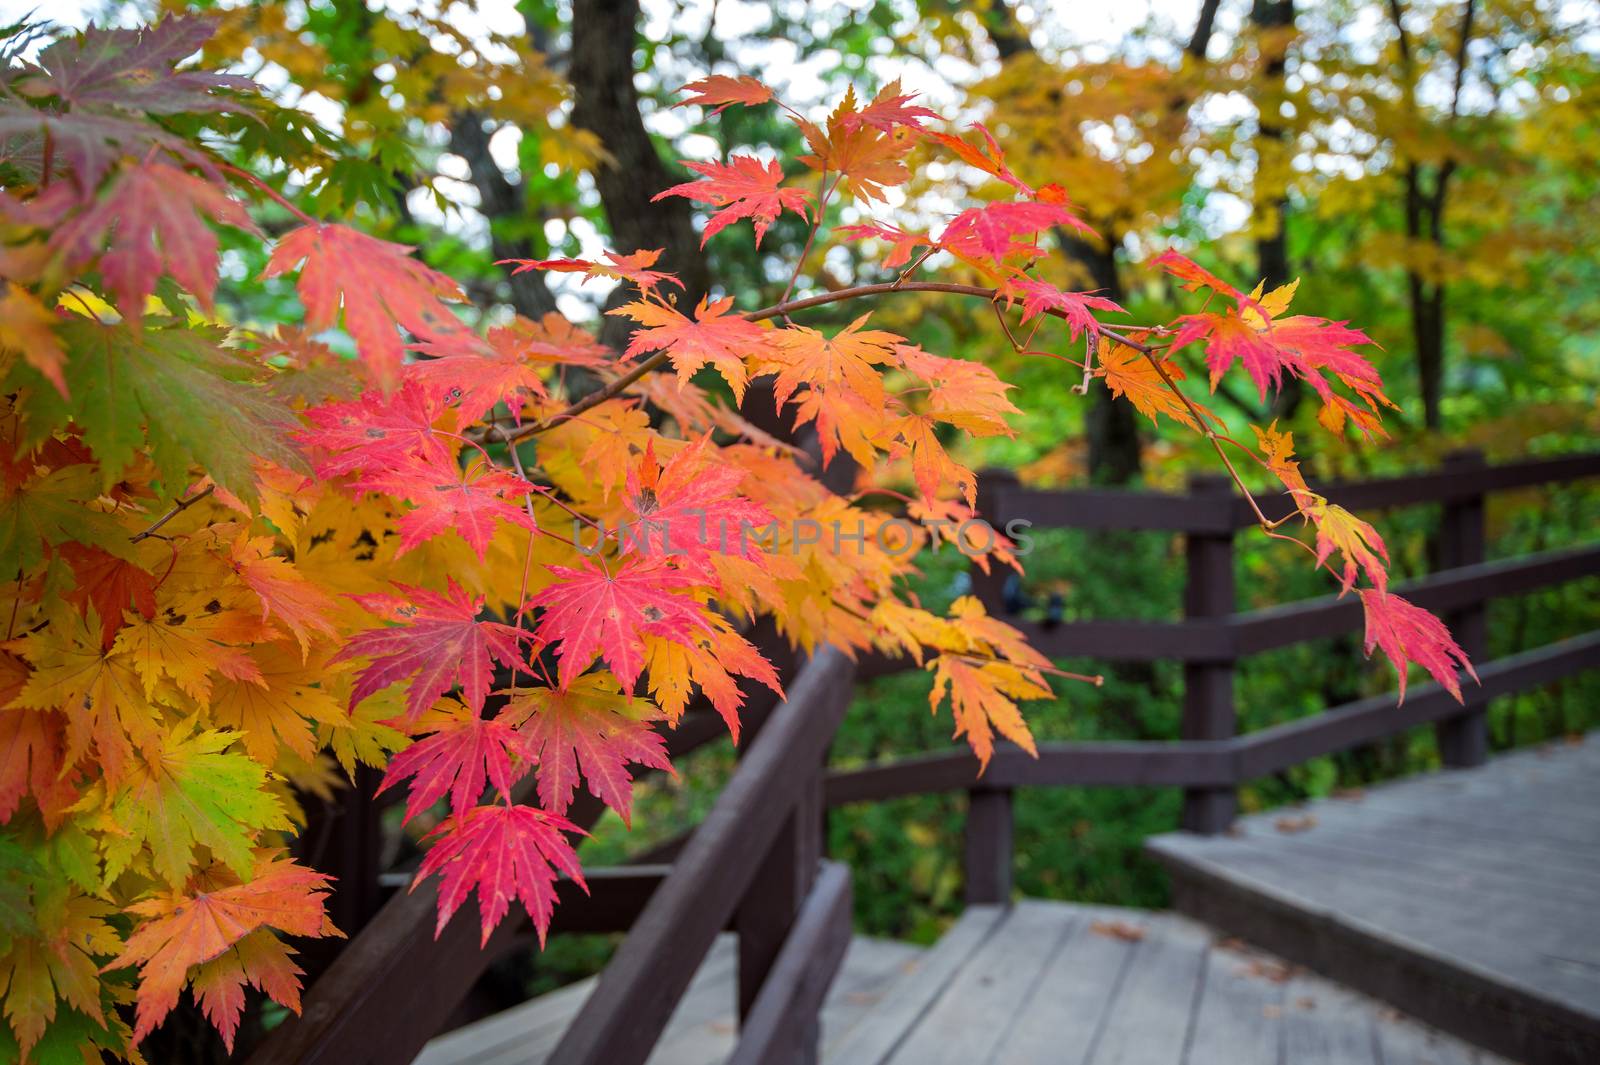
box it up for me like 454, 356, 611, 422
354, 453, 538, 560
620, 437, 775, 568
299, 379, 453, 479
530, 558, 711, 691
1359, 590, 1478, 703
838, 78, 939, 133
262, 223, 474, 388
0, 702, 77, 828
675, 74, 774, 115
833, 222, 930, 269
499, 248, 682, 294
59, 543, 159, 648
335, 580, 526, 721
1171, 306, 1383, 403
405, 333, 551, 425
51, 159, 255, 320
939, 201, 1092, 264
417, 803, 585, 946
1010, 279, 1125, 340
15, 18, 253, 115
611, 294, 768, 401
1151, 249, 1244, 301
377, 699, 531, 822
653, 156, 811, 247
502, 675, 672, 824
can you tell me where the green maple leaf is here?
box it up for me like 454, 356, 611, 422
9, 319, 304, 502
0, 464, 138, 578
100, 724, 290, 888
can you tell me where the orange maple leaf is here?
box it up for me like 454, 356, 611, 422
675, 73, 774, 115
108, 852, 339, 1048
613, 294, 767, 401
1308, 501, 1390, 595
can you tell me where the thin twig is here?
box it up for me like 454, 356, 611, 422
131, 485, 216, 543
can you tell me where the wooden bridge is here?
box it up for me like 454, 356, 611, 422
246, 450, 1599, 1065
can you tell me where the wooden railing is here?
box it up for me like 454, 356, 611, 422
245, 635, 859, 1065
832, 448, 1600, 904
256, 449, 1599, 1064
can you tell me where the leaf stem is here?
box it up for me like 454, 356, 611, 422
219, 162, 318, 227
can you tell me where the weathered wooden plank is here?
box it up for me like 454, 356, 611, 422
1297, 790, 1600, 859
1155, 833, 1600, 977
983, 905, 1143, 1064
1280, 973, 1380, 1065
1226, 816, 1600, 898
1184, 938, 1288, 1065
822, 905, 1005, 1065
1232, 631, 1600, 779
987, 483, 1237, 533
885, 902, 1078, 1065
1082, 911, 1212, 1065
1229, 546, 1600, 656
1372, 1014, 1487, 1065
1153, 831, 1600, 1063
812, 939, 925, 1053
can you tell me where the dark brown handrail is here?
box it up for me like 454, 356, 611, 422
884, 448, 1598, 901
247, 631, 799, 1065
982, 450, 1600, 533
548, 648, 856, 1064
826, 631, 1600, 805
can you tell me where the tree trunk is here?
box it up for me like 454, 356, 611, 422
449, 111, 560, 320
570, 0, 710, 350
1252, 0, 1301, 419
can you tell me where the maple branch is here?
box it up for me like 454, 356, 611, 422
130, 485, 216, 543
503, 280, 1147, 444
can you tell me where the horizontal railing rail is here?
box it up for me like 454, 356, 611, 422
874, 448, 1600, 904
827, 631, 1600, 804
982, 450, 1600, 533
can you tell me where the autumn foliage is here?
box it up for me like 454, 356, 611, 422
0, 18, 1476, 1061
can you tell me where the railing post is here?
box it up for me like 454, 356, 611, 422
1436, 448, 1490, 768
964, 784, 1014, 905
734, 719, 827, 1063
1181, 474, 1238, 834
970, 468, 1021, 615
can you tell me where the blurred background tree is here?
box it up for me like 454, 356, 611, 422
47, 0, 1599, 994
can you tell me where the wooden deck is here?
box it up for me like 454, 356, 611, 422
1149, 735, 1600, 1065
418, 901, 1498, 1065
414, 934, 922, 1065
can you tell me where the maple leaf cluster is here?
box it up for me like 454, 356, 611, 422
0, 17, 1475, 1063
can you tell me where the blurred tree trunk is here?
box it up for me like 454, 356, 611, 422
1253, 0, 1302, 420
449, 111, 560, 319
1388, 0, 1476, 430
569, 0, 710, 350
980, 1, 1222, 485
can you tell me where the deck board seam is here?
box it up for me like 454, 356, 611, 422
976, 908, 1085, 1065
1079, 929, 1142, 1065
1176, 935, 1211, 1065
